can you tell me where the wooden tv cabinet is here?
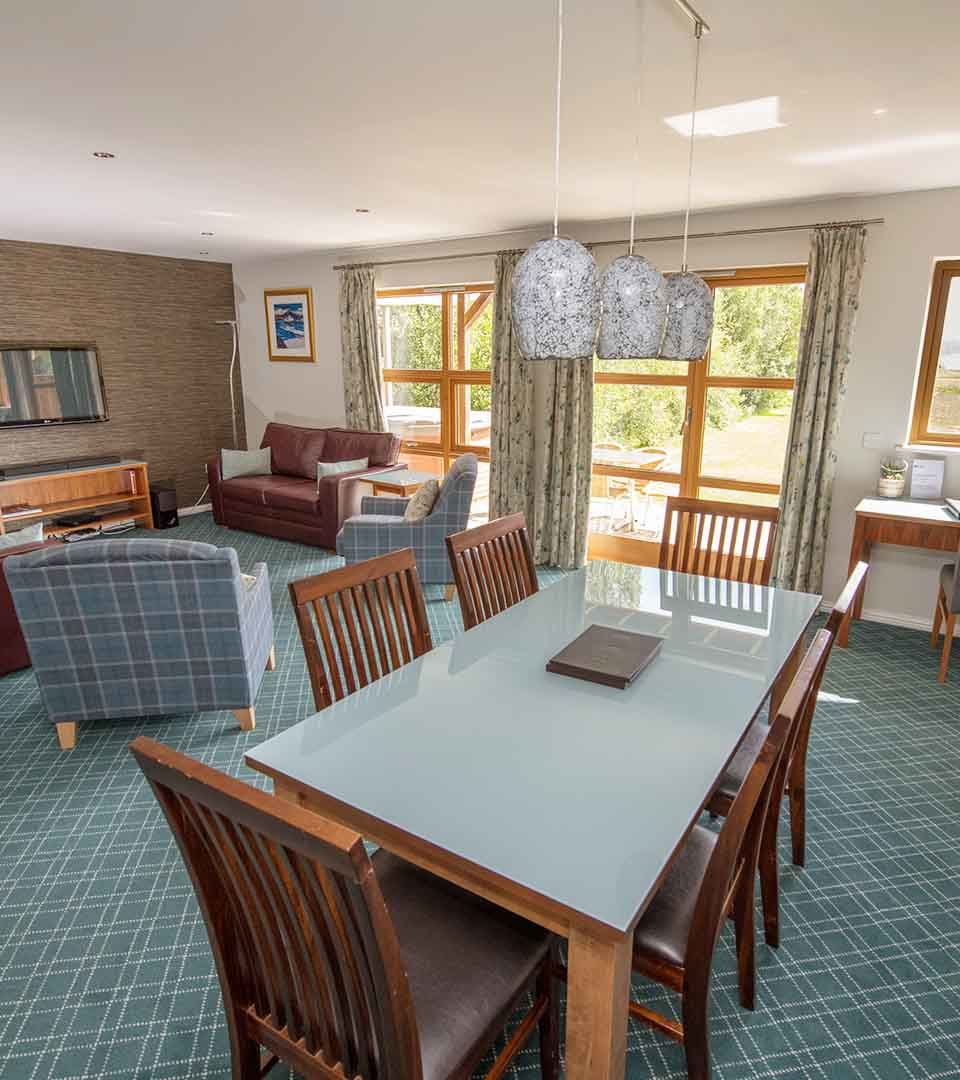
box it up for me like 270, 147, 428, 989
0, 459, 154, 539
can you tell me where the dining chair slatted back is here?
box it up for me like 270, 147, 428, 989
659, 497, 780, 587
446, 513, 538, 631
825, 560, 869, 641
630, 631, 832, 1080
289, 549, 432, 712
129, 736, 422, 1080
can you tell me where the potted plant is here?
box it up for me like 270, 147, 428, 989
878, 455, 908, 498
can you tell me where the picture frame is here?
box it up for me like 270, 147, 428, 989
263, 288, 316, 362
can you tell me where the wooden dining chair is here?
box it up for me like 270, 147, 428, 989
130, 736, 560, 1080
446, 513, 538, 631
659, 497, 780, 586
289, 548, 432, 712
705, 561, 868, 950
629, 696, 799, 1080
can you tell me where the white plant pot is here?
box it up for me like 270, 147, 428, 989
877, 476, 905, 498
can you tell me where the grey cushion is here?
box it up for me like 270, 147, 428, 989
221, 447, 272, 481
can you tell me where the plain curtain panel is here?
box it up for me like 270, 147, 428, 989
339, 266, 387, 432
535, 356, 594, 569
489, 251, 537, 531
772, 225, 867, 593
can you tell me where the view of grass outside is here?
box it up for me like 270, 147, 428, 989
594, 284, 803, 468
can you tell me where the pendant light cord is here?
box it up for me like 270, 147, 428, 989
628, 0, 644, 256
680, 20, 704, 272
552, 0, 563, 238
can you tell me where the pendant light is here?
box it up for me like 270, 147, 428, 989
597, 11, 667, 361
512, 0, 599, 361
660, 17, 714, 361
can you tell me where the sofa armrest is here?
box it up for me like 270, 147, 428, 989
360, 494, 411, 515
206, 455, 224, 523
317, 469, 394, 539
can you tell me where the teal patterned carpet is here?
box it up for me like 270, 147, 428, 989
1, 513, 959, 1079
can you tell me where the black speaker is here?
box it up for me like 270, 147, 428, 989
150, 483, 179, 529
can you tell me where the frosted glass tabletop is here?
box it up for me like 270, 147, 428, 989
247, 562, 820, 934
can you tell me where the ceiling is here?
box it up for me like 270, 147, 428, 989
2, 0, 959, 262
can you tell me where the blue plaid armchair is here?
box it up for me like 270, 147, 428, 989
6, 538, 275, 749
336, 454, 478, 585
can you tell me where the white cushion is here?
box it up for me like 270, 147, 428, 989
221, 447, 272, 481
0, 521, 44, 550
317, 457, 368, 481
403, 479, 440, 521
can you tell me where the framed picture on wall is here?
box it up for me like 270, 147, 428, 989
264, 288, 316, 362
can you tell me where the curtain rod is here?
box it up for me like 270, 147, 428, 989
332, 217, 883, 271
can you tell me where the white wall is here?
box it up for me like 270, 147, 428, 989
232, 186, 960, 629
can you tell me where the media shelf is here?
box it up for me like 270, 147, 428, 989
0, 460, 154, 539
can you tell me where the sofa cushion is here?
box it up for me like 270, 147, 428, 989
221, 446, 271, 481
262, 477, 322, 515
324, 427, 399, 467
260, 422, 328, 479
221, 476, 275, 506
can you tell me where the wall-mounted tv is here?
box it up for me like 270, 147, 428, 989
0, 346, 108, 428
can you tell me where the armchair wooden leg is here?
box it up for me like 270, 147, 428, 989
444, 584, 456, 602
234, 708, 256, 732
265, 646, 276, 671
56, 722, 77, 751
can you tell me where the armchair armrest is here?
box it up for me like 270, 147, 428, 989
360, 494, 411, 515
239, 562, 274, 699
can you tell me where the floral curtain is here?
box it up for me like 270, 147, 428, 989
535, 356, 594, 569
489, 251, 537, 530
339, 266, 386, 432
771, 225, 867, 593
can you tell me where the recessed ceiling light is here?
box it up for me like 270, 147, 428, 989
793, 132, 960, 165
355, 208, 371, 213
201, 209, 236, 217
873, 107, 889, 117
199, 250, 209, 255
664, 96, 785, 138
201, 231, 214, 236
92, 151, 115, 159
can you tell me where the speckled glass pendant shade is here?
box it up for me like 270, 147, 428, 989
597, 254, 667, 359
660, 271, 714, 359
658, 16, 714, 362
510, 0, 601, 361
512, 237, 600, 360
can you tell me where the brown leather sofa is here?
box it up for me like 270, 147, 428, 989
207, 423, 401, 549
1, 538, 61, 675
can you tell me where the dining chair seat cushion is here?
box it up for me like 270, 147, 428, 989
714, 719, 770, 803
372, 849, 551, 1080
632, 824, 717, 969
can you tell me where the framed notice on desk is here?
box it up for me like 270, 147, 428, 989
910, 457, 945, 500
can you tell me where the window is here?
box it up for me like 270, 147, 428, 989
589, 266, 805, 563
910, 260, 960, 447
377, 285, 493, 523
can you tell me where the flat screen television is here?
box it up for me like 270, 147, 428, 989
0, 346, 108, 428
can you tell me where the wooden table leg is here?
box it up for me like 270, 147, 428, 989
565, 927, 632, 1080
839, 516, 870, 647
770, 636, 803, 721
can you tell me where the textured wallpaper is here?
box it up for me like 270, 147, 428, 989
0, 239, 242, 504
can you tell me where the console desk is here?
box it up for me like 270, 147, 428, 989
842, 497, 960, 647
0, 459, 154, 539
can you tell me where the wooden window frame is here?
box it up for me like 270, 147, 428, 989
377, 284, 493, 472
590, 264, 807, 564
909, 259, 960, 448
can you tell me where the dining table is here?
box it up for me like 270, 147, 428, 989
245, 560, 821, 1080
